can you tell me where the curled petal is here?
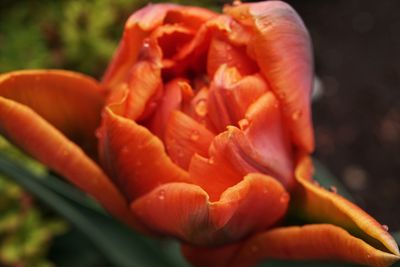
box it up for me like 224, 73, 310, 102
131, 173, 288, 246
225, 1, 314, 152
293, 155, 400, 256
103, 3, 215, 89
102, 3, 176, 88
98, 107, 190, 201
207, 38, 258, 78
207, 66, 269, 132
230, 225, 399, 267
165, 111, 215, 170
107, 40, 163, 121
0, 97, 136, 227
0, 70, 105, 157
146, 78, 186, 139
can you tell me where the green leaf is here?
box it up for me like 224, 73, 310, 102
0, 154, 181, 267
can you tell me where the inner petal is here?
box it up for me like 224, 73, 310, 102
207, 65, 269, 133
165, 111, 215, 170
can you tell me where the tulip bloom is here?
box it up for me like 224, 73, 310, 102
0, 1, 398, 267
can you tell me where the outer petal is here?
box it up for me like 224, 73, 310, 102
293, 155, 400, 256
98, 107, 190, 201
131, 173, 289, 246
0, 97, 136, 227
225, 1, 314, 152
230, 224, 399, 267
0, 70, 105, 157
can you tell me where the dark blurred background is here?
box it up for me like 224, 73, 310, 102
286, 0, 400, 230
0, 2, 399, 263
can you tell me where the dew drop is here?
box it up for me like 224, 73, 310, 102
208, 157, 215, 164
143, 41, 150, 48
158, 190, 166, 200
233, 0, 241, 6
195, 99, 207, 117
95, 129, 102, 138
279, 193, 289, 203
329, 186, 337, 194
382, 224, 389, 231
238, 118, 249, 130
190, 130, 200, 141
292, 110, 302, 120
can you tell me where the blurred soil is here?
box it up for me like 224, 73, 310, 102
287, 0, 400, 230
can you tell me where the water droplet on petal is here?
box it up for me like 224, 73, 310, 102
329, 186, 337, 194
233, 0, 241, 6
382, 224, 389, 231
195, 99, 207, 117
95, 128, 103, 138
158, 190, 166, 200
279, 193, 289, 203
208, 157, 215, 164
238, 118, 249, 130
190, 130, 200, 141
143, 41, 150, 48
292, 110, 302, 120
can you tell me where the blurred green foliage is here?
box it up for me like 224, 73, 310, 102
0, 137, 67, 267
0, 0, 222, 77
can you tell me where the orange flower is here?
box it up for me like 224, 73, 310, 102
0, 2, 398, 267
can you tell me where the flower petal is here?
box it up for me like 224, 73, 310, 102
0, 97, 136, 227
225, 1, 314, 152
98, 107, 190, 201
164, 110, 215, 170
293, 155, 400, 256
102, 3, 215, 89
106, 39, 163, 121
131, 173, 288, 246
102, 3, 176, 89
0, 70, 105, 157
182, 243, 240, 267
207, 37, 258, 78
207, 65, 269, 132
230, 224, 399, 267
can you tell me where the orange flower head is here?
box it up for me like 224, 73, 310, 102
0, 2, 398, 267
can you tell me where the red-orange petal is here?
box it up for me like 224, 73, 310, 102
102, 4, 216, 89
207, 37, 258, 78
106, 39, 163, 122
131, 173, 289, 246
102, 3, 176, 89
146, 78, 185, 139
225, 1, 314, 152
98, 107, 190, 201
207, 65, 269, 132
243, 92, 294, 190
182, 243, 240, 267
0, 96, 137, 228
293, 155, 400, 256
230, 224, 399, 267
0, 70, 105, 157
164, 111, 215, 170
